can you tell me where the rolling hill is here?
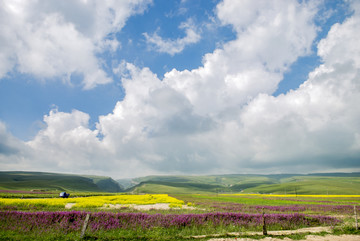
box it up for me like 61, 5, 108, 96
0, 171, 124, 193
2, 171, 359, 195
120, 173, 360, 195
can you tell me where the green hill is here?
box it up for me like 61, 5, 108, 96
129, 181, 225, 194
125, 173, 360, 195
0, 171, 124, 193
2, 171, 359, 194
244, 176, 360, 195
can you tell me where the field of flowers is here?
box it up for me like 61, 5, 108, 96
0, 194, 184, 209
0, 193, 359, 240
174, 194, 360, 218
176, 194, 359, 211
0, 211, 340, 233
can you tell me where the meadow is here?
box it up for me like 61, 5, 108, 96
127, 173, 360, 195
0, 194, 184, 209
1, 192, 359, 240
0, 171, 123, 193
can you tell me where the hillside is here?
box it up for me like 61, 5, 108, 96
2, 171, 359, 194
123, 173, 360, 195
0, 171, 124, 193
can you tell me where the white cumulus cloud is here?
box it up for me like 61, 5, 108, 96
0, 0, 152, 89
164, 0, 318, 116
144, 19, 201, 56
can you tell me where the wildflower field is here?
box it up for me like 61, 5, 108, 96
0, 193, 359, 240
0, 194, 183, 209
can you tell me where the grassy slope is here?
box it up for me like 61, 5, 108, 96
132, 182, 224, 194
128, 174, 282, 194
2, 171, 359, 194
129, 173, 360, 195
83, 175, 124, 193
244, 176, 360, 195
0, 171, 123, 192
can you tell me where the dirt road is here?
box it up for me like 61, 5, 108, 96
205, 226, 360, 241
209, 234, 360, 240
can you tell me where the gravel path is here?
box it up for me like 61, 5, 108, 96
209, 234, 360, 241
202, 226, 360, 241
64, 203, 76, 209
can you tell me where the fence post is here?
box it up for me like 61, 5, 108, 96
262, 208, 267, 235
80, 213, 90, 239
355, 205, 358, 230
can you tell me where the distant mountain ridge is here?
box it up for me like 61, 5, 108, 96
1, 171, 359, 194
118, 172, 360, 195
0, 171, 124, 192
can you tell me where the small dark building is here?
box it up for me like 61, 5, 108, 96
59, 192, 70, 198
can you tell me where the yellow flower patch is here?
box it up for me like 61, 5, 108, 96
0, 194, 184, 208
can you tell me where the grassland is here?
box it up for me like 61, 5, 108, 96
2, 171, 359, 195
1, 192, 359, 240
244, 176, 360, 195
0, 171, 123, 193
1, 172, 360, 240
174, 194, 360, 210
126, 173, 360, 195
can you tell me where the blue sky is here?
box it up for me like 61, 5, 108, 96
1, 0, 237, 140
1, 0, 359, 178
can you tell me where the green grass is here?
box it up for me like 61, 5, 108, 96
183, 194, 327, 206
3, 229, 358, 241
0, 229, 207, 241
173, 194, 360, 209
131, 174, 279, 190
0, 229, 338, 241
2, 171, 360, 196
244, 176, 360, 195
132, 182, 224, 194
129, 174, 360, 195
133, 183, 204, 194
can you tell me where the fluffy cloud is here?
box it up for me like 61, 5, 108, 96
144, 19, 201, 55
162, 0, 318, 117
236, 5, 360, 171
0, 0, 152, 88
1, 0, 360, 178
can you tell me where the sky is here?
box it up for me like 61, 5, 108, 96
0, 0, 360, 179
